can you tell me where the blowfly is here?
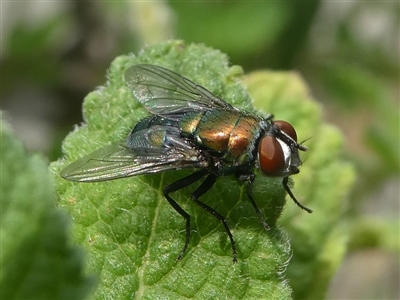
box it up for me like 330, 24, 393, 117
60, 64, 312, 262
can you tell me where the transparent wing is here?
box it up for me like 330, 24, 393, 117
124, 64, 235, 116
61, 127, 206, 182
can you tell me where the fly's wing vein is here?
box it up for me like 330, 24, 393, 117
124, 64, 235, 116
61, 129, 205, 182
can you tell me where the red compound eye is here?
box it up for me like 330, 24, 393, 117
258, 135, 285, 176
273, 120, 297, 142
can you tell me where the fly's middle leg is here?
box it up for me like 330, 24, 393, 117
191, 174, 237, 263
163, 169, 208, 260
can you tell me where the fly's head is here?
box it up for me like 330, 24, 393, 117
258, 120, 308, 177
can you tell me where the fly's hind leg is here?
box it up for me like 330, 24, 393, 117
163, 169, 208, 260
191, 174, 237, 263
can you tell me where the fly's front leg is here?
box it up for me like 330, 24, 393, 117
163, 169, 208, 260
282, 177, 312, 213
238, 173, 270, 231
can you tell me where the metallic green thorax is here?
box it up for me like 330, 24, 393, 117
180, 109, 262, 167
130, 109, 263, 172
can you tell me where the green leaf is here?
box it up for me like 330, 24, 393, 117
244, 71, 356, 299
0, 118, 94, 300
51, 41, 354, 299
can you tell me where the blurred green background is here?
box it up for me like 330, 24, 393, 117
1, 1, 398, 299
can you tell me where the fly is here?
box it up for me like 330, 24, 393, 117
60, 64, 312, 263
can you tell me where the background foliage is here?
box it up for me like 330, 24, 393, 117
1, 2, 398, 299
1, 120, 94, 299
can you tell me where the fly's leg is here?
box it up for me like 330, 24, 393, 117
282, 176, 313, 213
244, 174, 270, 231
163, 169, 208, 260
191, 174, 238, 263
